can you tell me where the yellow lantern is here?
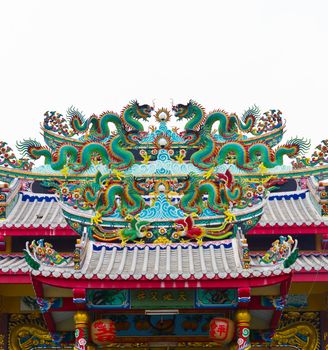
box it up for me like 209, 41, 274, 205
91, 319, 116, 345
209, 317, 234, 344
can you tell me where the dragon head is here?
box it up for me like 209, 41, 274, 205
180, 130, 200, 145
172, 100, 194, 121
129, 100, 154, 121
125, 130, 148, 145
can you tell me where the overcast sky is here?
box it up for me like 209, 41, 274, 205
0, 0, 327, 155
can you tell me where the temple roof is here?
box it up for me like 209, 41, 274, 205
67, 240, 245, 280
0, 190, 327, 230
1, 250, 328, 280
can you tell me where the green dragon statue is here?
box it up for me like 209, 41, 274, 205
173, 100, 309, 171
173, 100, 260, 140
80, 173, 145, 218
17, 132, 137, 172
215, 138, 310, 170
43, 101, 153, 139
18, 101, 154, 171
173, 100, 285, 146
46, 100, 153, 142
179, 172, 242, 214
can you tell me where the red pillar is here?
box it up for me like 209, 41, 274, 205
235, 309, 251, 350
74, 311, 89, 350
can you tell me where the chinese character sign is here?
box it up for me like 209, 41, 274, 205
131, 289, 193, 309
91, 319, 116, 345
209, 317, 234, 344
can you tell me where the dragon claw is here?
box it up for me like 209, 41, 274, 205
91, 211, 103, 224
203, 167, 215, 179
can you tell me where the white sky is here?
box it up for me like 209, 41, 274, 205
0, 0, 328, 155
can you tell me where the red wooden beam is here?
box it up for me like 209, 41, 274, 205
292, 272, 328, 282
0, 272, 31, 284
249, 224, 328, 235
33, 274, 290, 289
31, 276, 57, 334
0, 227, 77, 236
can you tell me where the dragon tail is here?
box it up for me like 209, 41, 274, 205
66, 106, 86, 134
81, 181, 99, 205
16, 139, 51, 162
242, 105, 261, 123
281, 137, 311, 158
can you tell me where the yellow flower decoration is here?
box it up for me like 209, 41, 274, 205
141, 152, 151, 164
153, 236, 172, 245
60, 165, 70, 178
175, 150, 186, 164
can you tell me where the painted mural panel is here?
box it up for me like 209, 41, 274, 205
87, 289, 130, 309
87, 289, 238, 309
196, 289, 237, 308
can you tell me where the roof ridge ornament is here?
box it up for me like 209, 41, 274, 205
0, 100, 322, 247
24, 239, 70, 270
259, 235, 299, 268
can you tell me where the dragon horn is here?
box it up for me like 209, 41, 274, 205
170, 98, 174, 107
152, 99, 156, 109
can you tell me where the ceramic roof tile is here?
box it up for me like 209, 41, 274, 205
1, 189, 327, 230
1, 250, 328, 280
258, 190, 328, 227
0, 192, 67, 229
23, 239, 316, 280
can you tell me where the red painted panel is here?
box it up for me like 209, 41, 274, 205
33, 274, 291, 289
0, 227, 77, 236
249, 224, 328, 235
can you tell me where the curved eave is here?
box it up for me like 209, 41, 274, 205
4, 266, 328, 286
31, 272, 292, 289
2, 255, 328, 284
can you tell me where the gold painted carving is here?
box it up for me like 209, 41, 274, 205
9, 325, 54, 350
270, 311, 320, 350
8, 313, 55, 350
272, 322, 319, 350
